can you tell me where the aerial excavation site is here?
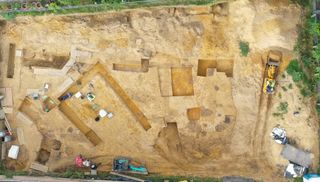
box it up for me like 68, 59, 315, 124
0, 0, 319, 181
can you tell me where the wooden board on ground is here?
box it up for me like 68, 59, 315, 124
30, 162, 49, 173
7, 43, 15, 78
0, 87, 13, 107
171, 67, 194, 96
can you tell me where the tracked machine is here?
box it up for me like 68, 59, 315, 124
112, 157, 148, 175
263, 50, 282, 94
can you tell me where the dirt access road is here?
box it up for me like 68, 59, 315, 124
0, 0, 318, 181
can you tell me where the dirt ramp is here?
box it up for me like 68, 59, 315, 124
155, 122, 227, 164
155, 122, 187, 164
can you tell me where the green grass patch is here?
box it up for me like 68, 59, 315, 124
278, 102, 288, 113
0, 0, 217, 20
286, 59, 314, 97
290, 0, 310, 7
293, 177, 303, 182
57, 168, 85, 179
239, 41, 249, 57
287, 59, 304, 82
273, 102, 288, 119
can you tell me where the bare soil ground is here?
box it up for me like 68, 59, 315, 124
0, 0, 318, 181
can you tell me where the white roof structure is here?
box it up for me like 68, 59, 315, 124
8, 145, 19, 159
281, 144, 313, 168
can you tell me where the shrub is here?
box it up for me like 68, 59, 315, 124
273, 102, 289, 119
239, 41, 250, 57
290, 0, 310, 7
293, 177, 303, 182
2, 13, 16, 21
278, 102, 288, 113
286, 59, 315, 96
287, 60, 303, 82
60, 168, 85, 179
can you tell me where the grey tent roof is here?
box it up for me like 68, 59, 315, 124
222, 176, 255, 182
281, 144, 313, 168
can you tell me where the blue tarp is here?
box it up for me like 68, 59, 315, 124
303, 174, 320, 182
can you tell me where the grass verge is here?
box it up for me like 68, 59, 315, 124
0, 0, 219, 20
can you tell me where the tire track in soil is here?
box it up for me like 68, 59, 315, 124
252, 57, 273, 157
252, 92, 272, 157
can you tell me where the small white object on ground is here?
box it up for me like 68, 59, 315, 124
99, 109, 107, 118
15, 49, 23, 57
107, 112, 114, 119
44, 83, 50, 91
75, 92, 82, 99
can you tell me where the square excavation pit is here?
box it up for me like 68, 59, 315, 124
197, 59, 234, 77
187, 107, 201, 121
59, 63, 151, 146
171, 67, 194, 96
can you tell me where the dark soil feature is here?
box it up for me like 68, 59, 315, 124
37, 149, 50, 165
23, 55, 69, 69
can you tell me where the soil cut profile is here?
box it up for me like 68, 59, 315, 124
0, 0, 318, 181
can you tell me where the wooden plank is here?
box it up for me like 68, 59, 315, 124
30, 162, 48, 173
7, 43, 15, 78
0, 87, 13, 107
